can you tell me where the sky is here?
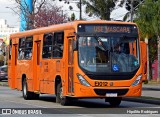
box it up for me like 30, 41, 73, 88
0, 0, 19, 27
0, 0, 127, 27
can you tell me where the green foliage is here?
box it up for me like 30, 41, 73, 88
122, 0, 144, 11
134, 0, 160, 79
120, 0, 144, 21
135, 0, 160, 38
82, 0, 119, 20
71, 13, 75, 21
148, 36, 158, 63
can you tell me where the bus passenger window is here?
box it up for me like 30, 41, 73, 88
9, 39, 12, 60
53, 32, 64, 58
24, 37, 33, 59
18, 38, 25, 60
18, 48, 24, 59
42, 33, 53, 59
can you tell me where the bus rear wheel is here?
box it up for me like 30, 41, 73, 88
105, 97, 122, 107
22, 78, 39, 100
56, 83, 70, 106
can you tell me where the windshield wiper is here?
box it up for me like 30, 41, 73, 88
95, 35, 108, 52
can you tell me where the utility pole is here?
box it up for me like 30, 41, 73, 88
130, 0, 134, 22
79, 0, 82, 20
20, 0, 33, 31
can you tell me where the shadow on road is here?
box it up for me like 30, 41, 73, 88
39, 95, 125, 108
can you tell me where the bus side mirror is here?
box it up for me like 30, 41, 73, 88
73, 40, 77, 51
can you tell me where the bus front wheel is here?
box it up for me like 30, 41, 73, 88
56, 83, 70, 106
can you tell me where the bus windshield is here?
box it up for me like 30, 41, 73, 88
78, 35, 140, 73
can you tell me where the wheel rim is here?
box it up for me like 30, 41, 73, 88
23, 81, 27, 96
60, 86, 63, 100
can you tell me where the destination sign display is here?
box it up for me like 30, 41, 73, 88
94, 26, 130, 33
78, 24, 138, 34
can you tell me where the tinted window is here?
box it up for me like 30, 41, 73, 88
42, 33, 53, 59
52, 32, 64, 58
18, 36, 33, 60
9, 39, 12, 60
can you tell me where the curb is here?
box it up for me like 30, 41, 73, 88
123, 97, 160, 105
142, 87, 160, 91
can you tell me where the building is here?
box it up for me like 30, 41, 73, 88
0, 19, 19, 45
0, 19, 19, 65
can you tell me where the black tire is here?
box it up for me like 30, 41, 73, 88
22, 78, 39, 100
33, 93, 39, 99
32, 93, 39, 100
56, 83, 61, 103
56, 83, 70, 106
106, 97, 122, 107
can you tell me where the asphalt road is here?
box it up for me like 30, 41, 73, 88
0, 86, 159, 117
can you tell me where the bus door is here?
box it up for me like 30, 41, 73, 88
68, 38, 74, 95
140, 41, 148, 81
11, 43, 18, 89
33, 39, 41, 92
40, 33, 54, 94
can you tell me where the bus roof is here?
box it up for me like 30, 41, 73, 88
10, 20, 137, 38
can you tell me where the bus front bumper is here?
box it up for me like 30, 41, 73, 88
72, 83, 142, 98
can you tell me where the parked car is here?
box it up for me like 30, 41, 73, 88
0, 65, 8, 81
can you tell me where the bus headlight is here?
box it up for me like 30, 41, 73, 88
132, 74, 142, 86
77, 74, 91, 87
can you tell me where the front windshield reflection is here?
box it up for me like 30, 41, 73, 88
78, 36, 140, 73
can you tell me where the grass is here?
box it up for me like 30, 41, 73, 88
0, 81, 8, 86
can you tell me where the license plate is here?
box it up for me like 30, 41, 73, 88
106, 93, 117, 97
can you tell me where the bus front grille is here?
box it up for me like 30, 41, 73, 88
94, 89, 128, 96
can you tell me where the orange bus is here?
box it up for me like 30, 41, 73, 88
8, 20, 143, 107
140, 41, 148, 82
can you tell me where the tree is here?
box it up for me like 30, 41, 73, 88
14, 0, 68, 30
135, 0, 160, 80
34, 5, 68, 28
0, 42, 6, 66
119, 0, 144, 21
82, 0, 121, 20
70, 13, 76, 21
14, 0, 47, 30
148, 36, 157, 79
121, 0, 159, 21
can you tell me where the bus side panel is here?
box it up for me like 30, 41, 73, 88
40, 59, 64, 94
16, 60, 33, 91
47, 60, 56, 94
140, 41, 148, 81
8, 39, 18, 89
39, 59, 55, 94
26, 60, 34, 91
8, 60, 12, 88
16, 61, 23, 90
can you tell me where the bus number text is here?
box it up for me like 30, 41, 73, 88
95, 81, 108, 87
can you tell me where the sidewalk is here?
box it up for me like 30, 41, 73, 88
143, 84, 160, 91
123, 82, 160, 105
